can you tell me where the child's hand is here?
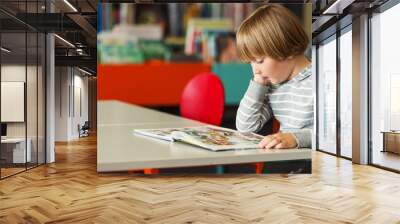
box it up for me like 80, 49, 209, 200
258, 133, 298, 149
253, 74, 270, 86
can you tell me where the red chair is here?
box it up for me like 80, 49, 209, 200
181, 72, 225, 174
144, 73, 224, 174
180, 73, 281, 174
180, 72, 225, 125
272, 118, 280, 133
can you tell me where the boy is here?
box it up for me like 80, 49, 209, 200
236, 4, 313, 149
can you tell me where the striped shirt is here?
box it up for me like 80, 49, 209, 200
236, 65, 313, 148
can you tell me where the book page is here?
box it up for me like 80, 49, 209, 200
172, 126, 262, 151
134, 128, 185, 141
134, 126, 207, 141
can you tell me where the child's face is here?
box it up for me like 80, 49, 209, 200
250, 56, 294, 84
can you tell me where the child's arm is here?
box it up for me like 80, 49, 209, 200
236, 80, 272, 133
291, 124, 313, 148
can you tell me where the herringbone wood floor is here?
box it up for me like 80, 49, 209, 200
1, 135, 400, 224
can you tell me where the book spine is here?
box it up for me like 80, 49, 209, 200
168, 3, 179, 36
120, 3, 128, 24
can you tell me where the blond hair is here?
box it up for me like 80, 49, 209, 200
236, 4, 309, 62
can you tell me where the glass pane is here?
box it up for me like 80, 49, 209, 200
371, 3, 400, 171
26, 0, 38, 169
27, 31, 38, 169
339, 29, 352, 158
317, 37, 337, 154
38, 32, 45, 165
1, 28, 27, 178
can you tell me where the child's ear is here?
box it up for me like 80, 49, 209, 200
287, 55, 294, 60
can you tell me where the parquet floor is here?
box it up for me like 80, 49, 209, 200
1, 167, 25, 178
1, 134, 400, 223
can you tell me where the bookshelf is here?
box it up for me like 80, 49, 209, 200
97, 3, 309, 107
98, 3, 262, 64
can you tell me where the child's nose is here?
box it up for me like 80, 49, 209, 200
253, 66, 261, 75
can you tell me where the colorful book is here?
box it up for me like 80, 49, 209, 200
133, 125, 263, 151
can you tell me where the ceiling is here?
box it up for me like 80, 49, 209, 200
0, 0, 97, 74
311, 0, 390, 43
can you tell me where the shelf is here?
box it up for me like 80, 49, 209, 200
98, 62, 211, 106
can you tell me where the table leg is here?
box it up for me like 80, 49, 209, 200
255, 162, 264, 174
144, 169, 159, 174
216, 165, 224, 174
382, 132, 387, 153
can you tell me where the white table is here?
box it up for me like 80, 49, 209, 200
97, 100, 311, 172
1, 138, 31, 163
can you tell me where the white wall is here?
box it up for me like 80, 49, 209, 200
72, 73, 89, 138
55, 67, 89, 141
1, 65, 26, 81
1, 64, 46, 164
55, 67, 69, 141
1, 65, 36, 138
1, 82, 25, 122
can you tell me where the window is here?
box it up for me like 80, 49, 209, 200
317, 36, 337, 154
339, 27, 352, 158
371, 2, 400, 171
0, 0, 47, 179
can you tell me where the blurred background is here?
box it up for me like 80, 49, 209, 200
97, 3, 311, 132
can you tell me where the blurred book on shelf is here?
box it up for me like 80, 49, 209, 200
185, 18, 229, 63
98, 3, 258, 64
98, 32, 144, 64
168, 53, 202, 62
113, 24, 163, 40
98, 24, 170, 64
184, 18, 232, 54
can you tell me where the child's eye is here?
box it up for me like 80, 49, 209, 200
255, 59, 264, 64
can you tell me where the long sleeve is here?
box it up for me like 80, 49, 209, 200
236, 80, 273, 133
290, 124, 313, 148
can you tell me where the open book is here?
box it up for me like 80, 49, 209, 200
133, 126, 263, 151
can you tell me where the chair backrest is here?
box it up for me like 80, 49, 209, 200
180, 72, 225, 126
82, 121, 90, 129
272, 118, 280, 133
